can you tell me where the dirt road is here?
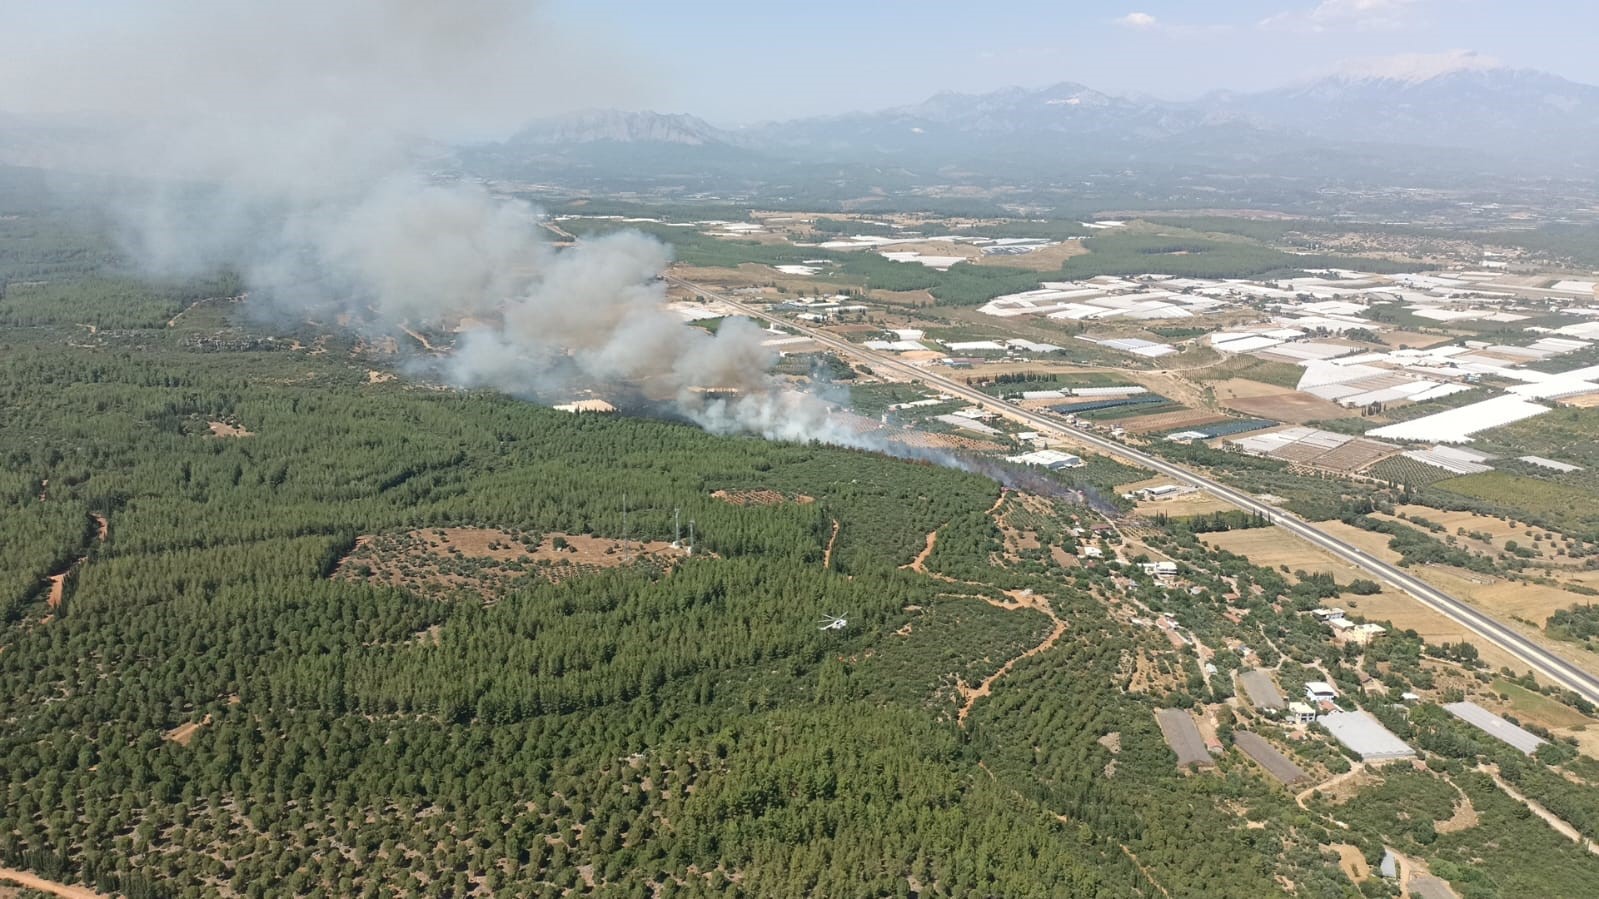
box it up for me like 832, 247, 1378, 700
0, 868, 114, 899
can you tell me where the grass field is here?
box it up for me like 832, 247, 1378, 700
1194, 357, 1307, 389
1489, 679, 1597, 730
1434, 471, 1599, 538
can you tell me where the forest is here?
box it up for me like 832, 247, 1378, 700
6, 165, 1599, 898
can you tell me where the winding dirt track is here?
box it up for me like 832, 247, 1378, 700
902, 529, 938, 573
0, 868, 113, 899
957, 591, 1067, 725
821, 519, 840, 570
1480, 765, 1599, 854
42, 514, 108, 610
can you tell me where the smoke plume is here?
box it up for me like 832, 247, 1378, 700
0, 1, 1094, 490
0, 1, 858, 438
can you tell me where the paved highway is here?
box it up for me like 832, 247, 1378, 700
668, 273, 1599, 707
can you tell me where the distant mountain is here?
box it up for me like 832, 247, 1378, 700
505, 109, 735, 147
481, 62, 1599, 182
1215, 65, 1599, 161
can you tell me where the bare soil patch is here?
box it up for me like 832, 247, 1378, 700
166, 714, 214, 746
1434, 794, 1479, 833
1135, 491, 1236, 518
1212, 379, 1350, 423
903, 530, 939, 573
1558, 392, 1599, 409
207, 420, 253, 438
1379, 330, 1449, 349
1326, 843, 1369, 884
336, 527, 685, 598
1118, 409, 1230, 435
710, 489, 814, 507
0, 869, 112, 899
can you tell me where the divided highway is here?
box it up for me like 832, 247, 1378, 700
668, 273, 1599, 707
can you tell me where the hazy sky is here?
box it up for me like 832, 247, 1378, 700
6, 1, 1595, 129
539, 0, 1597, 122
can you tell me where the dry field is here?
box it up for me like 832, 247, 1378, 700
1202, 526, 1529, 672
207, 420, 252, 438
1117, 476, 1237, 516
1117, 409, 1230, 435
830, 413, 1006, 453
973, 240, 1090, 270
1210, 379, 1350, 423
1135, 492, 1238, 517
337, 527, 683, 599
1319, 520, 1592, 630
711, 489, 815, 507
1388, 505, 1578, 566
1312, 521, 1597, 677
1378, 331, 1450, 349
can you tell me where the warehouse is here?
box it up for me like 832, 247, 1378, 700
1004, 449, 1084, 470
1319, 711, 1416, 761
1443, 701, 1547, 755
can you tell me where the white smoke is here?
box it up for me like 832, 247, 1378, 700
0, 1, 866, 445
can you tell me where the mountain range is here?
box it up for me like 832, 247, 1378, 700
474, 62, 1599, 192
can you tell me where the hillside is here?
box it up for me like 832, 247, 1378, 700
5, 177, 1599, 898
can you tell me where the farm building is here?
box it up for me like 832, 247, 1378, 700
1443, 701, 1547, 755
1238, 669, 1285, 711
1005, 449, 1084, 470
1288, 702, 1318, 724
933, 414, 1001, 435
1319, 711, 1416, 761
1304, 681, 1339, 702
1344, 623, 1387, 646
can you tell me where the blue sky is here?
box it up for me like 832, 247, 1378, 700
543, 0, 1599, 122
7, 1, 1594, 127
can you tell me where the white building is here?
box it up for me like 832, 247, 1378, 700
1305, 681, 1339, 703
1005, 449, 1085, 470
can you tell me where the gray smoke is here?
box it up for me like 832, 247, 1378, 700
0, 1, 876, 444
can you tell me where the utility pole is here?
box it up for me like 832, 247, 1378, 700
687, 520, 695, 556
673, 508, 681, 548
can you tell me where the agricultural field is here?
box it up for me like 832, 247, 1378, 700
1208, 379, 1349, 424
1433, 472, 1599, 540
334, 527, 687, 599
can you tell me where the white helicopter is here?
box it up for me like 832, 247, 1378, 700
817, 613, 848, 632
